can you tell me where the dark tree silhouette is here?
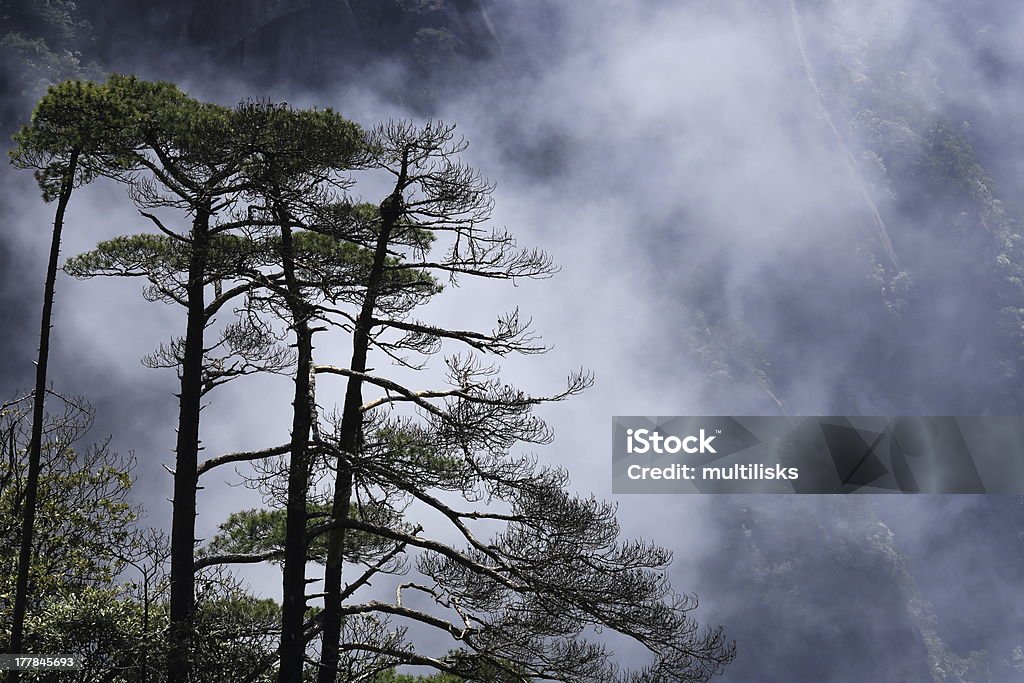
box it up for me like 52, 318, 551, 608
6, 80, 135, 683
15, 79, 733, 682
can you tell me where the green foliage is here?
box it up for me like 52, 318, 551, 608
292, 226, 441, 308
205, 500, 408, 565
23, 586, 154, 682
63, 227, 439, 320
0, 396, 148, 681
0, 394, 286, 683
232, 99, 363, 192
0, 33, 93, 105
205, 508, 292, 562
20, 582, 282, 683
0, 0, 98, 113
11, 78, 730, 682
10, 78, 137, 200
65, 232, 273, 287
189, 589, 281, 683
105, 74, 237, 170
0, 397, 138, 615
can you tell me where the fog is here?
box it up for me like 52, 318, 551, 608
2, 0, 1023, 680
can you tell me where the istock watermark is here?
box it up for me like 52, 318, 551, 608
625, 428, 718, 454
612, 416, 1024, 494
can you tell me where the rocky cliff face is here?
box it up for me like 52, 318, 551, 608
700, 497, 1019, 683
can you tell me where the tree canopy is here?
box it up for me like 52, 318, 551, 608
4, 76, 734, 683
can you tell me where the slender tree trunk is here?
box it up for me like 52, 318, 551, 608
317, 194, 400, 683
8, 149, 80, 683
278, 219, 317, 683
168, 207, 211, 683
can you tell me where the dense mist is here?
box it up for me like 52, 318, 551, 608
2, 0, 1023, 680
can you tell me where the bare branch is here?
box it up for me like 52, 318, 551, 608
197, 443, 290, 477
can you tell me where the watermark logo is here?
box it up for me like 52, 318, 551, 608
613, 416, 1024, 494
626, 428, 718, 454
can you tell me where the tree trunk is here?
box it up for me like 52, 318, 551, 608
168, 207, 211, 683
8, 149, 79, 683
317, 194, 399, 683
278, 219, 316, 683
